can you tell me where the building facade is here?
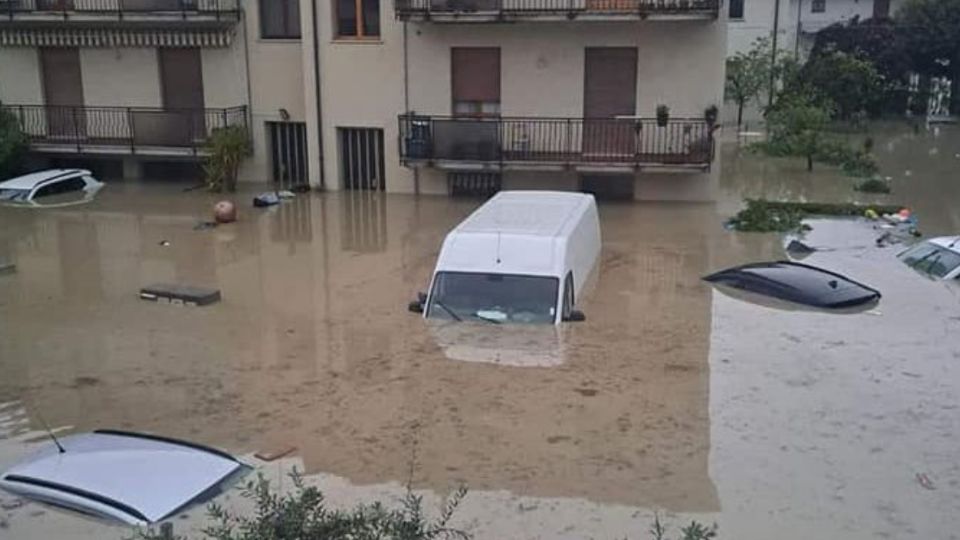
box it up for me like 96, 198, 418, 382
727, 0, 905, 58
1, 1, 728, 201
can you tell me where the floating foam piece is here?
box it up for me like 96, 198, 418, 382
139, 284, 221, 306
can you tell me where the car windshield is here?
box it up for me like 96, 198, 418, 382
427, 272, 559, 325
899, 242, 960, 279
0, 189, 30, 202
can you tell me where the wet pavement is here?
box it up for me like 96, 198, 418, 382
1, 123, 959, 539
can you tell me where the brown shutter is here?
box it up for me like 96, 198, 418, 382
41, 48, 84, 107
452, 48, 500, 103
583, 47, 637, 118
159, 48, 205, 110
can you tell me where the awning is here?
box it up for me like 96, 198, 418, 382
0, 27, 233, 47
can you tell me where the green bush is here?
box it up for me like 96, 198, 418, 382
135, 471, 469, 540
728, 199, 903, 232
855, 178, 892, 193
204, 126, 251, 193
0, 103, 28, 180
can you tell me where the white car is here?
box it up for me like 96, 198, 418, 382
898, 236, 960, 280
0, 430, 248, 526
0, 169, 104, 207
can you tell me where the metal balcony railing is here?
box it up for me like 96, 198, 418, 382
2, 104, 248, 154
395, 0, 720, 19
1, 0, 240, 19
399, 114, 715, 169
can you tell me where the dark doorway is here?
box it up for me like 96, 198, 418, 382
40, 47, 85, 139
580, 174, 635, 201
158, 48, 205, 145
339, 127, 385, 191
583, 47, 637, 159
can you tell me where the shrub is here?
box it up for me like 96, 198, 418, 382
204, 126, 251, 193
0, 103, 28, 180
135, 470, 469, 540
728, 200, 903, 232
855, 178, 892, 193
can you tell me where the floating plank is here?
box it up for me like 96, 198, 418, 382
0, 262, 15, 274
139, 284, 221, 307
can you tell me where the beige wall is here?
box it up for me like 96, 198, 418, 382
81, 48, 162, 107
0, 48, 42, 104
317, 4, 726, 200
236, 0, 310, 183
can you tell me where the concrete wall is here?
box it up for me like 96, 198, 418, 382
0, 48, 42, 104
318, 5, 726, 200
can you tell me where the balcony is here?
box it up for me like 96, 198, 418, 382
399, 115, 715, 172
0, 0, 240, 26
395, 0, 720, 22
2, 104, 248, 156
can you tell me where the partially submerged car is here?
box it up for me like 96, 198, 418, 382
704, 261, 881, 309
0, 169, 104, 208
0, 430, 247, 526
897, 237, 960, 280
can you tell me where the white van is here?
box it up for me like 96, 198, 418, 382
409, 191, 601, 325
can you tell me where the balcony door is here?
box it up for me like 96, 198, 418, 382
583, 47, 637, 159
40, 47, 84, 140
150, 47, 206, 146
443, 47, 500, 161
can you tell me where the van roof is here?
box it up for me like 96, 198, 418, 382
437, 191, 596, 277
455, 191, 593, 239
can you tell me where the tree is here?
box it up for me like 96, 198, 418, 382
898, 0, 960, 115
810, 19, 912, 115
800, 50, 884, 120
0, 102, 28, 180
725, 38, 773, 128
203, 126, 250, 193
766, 95, 833, 171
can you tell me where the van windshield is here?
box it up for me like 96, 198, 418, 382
427, 272, 559, 325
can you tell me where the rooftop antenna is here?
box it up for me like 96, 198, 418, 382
36, 412, 66, 454
496, 231, 502, 264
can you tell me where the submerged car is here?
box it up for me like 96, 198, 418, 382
0, 430, 247, 526
704, 261, 881, 309
897, 237, 960, 280
0, 169, 104, 207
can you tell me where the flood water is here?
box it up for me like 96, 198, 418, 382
1, 123, 959, 539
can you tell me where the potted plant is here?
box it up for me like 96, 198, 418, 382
656, 104, 670, 127
704, 104, 719, 126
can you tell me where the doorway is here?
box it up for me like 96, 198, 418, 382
40, 48, 84, 139
158, 48, 205, 145
583, 47, 637, 159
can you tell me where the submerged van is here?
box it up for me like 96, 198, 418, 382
409, 191, 601, 325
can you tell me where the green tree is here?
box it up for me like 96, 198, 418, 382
766, 95, 833, 171
800, 50, 884, 120
203, 126, 250, 193
0, 103, 28, 180
725, 38, 774, 128
898, 0, 960, 115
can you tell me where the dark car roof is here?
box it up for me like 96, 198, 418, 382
704, 261, 881, 309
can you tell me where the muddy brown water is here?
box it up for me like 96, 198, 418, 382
0, 124, 959, 538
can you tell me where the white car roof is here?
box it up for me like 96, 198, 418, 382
927, 236, 960, 254
0, 430, 245, 525
0, 169, 91, 190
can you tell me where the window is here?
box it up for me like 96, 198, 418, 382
811, 0, 825, 13
728, 0, 744, 19
452, 48, 501, 117
33, 177, 86, 199
336, 0, 380, 39
427, 273, 560, 325
260, 0, 301, 39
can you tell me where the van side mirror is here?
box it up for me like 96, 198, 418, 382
408, 292, 427, 314
563, 310, 586, 323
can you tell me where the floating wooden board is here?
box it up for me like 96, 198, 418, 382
139, 284, 221, 306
